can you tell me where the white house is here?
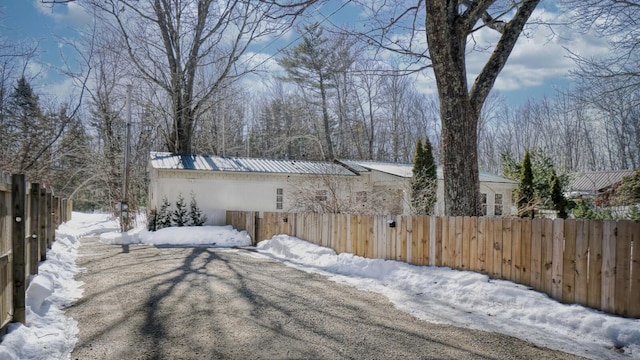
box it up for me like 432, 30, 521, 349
148, 152, 366, 224
148, 152, 518, 225
336, 160, 518, 217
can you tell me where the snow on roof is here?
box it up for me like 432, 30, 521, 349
149, 152, 357, 176
337, 160, 517, 184
568, 170, 635, 193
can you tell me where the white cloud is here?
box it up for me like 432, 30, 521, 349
352, 6, 605, 97
238, 52, 286, 96
465, 8, 610, 92
241, 51, 281, 74
39, 77, 81, 106
34, 0, 92, 27
24, 60, 48, 79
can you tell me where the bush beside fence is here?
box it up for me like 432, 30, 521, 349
227, 211, 639, 319
0, 173, 71, 335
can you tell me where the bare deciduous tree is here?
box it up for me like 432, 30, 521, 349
355, 0, 542, 215
88, 0, 317, 154
563, 0, 640, 92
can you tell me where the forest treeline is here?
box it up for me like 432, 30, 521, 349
0, 1, 638, 215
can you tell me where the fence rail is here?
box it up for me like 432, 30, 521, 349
227, 211, 639, 319
0, 173, 71, 335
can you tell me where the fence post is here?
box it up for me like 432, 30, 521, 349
53, 196, 60, 229
60, 199, 65, 223
11, 174, 26, 325
29, 183, 40, 276
39, 188, 47, 261
47, 191, 53, 249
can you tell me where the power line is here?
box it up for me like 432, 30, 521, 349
245, 0, 354, 73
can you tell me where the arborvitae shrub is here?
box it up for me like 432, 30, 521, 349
157, 197, 173, 230
172, 193, 188, 226
188, 194, 207, 226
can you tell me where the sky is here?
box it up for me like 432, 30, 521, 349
0, 1, 610, 106
0, 212, 638, 360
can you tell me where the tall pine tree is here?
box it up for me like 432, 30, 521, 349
411, 138, 438, 215
518, 150, 535, 218
550, 169, 567, 219
4, 76, 44, 174
277, 23, 354, 160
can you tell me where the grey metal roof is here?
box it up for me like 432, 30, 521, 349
568, 170, 635, 193
150, 152, 357, 176
337, 160, 517, 184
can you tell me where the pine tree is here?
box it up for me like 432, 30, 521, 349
518, 150, 535, 218
422, 138, 437, 213
5, 76, 45, 174
157, 197, 173, 229
411, 138, 438, 215
550, 169, 567, 219
188, 193, 207, 226
613, 169, 640, 205
277, 23, 354, 160
172, 194, 188, 226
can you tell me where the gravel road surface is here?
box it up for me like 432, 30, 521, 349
67, 235, 583, 360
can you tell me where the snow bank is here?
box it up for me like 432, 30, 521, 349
0, 233, 84, 360
0, 212, 115, 360
25, 275, 54, 315
101, 225, 251, 247
257, 235, 640, 360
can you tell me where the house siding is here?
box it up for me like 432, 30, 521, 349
151, 169, 364, 225
148, 154, 518, 222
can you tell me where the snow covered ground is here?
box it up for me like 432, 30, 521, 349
1, 212, 638, 360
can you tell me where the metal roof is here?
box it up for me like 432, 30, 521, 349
568, 170, 635, 193
149, 152, 357, 176
337, 160, 517, 184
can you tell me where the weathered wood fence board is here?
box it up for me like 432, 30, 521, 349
227, 210, 639, 319
0, 174, 12, 332
587, 221, 603, 310
574, 220, 589, 307
563, 219, 577, 304
630, 222, 640, 317
0, 173, 71, 334
12, 174, 27, 324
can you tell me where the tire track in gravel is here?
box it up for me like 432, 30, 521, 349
67, 235, 584, 360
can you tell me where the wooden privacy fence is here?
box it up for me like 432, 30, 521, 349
0, 173, 71, 335
227, 211, 640, 319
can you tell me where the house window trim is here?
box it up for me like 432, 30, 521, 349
481, 193, 488, 216
276, 188, 284, 210
316, 189, 328, 202
356, 191, 368, 203
494, 193, 503, 217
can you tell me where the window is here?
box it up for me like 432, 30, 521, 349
316, 190, 327, 202
276, 188, 283, 210
494, 193, 503, 216
481, 193, 487, 216
356, 191, 368, 203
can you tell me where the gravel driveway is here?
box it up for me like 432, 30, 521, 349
67, 235, 583, 360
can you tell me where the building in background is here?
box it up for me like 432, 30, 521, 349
148, 152, 518, 225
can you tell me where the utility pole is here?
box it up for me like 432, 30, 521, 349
121, 84, 132, 232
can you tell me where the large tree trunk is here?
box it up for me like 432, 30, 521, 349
425, 1, 481, 216
424, 0, 540, 216
440, 94, 481, 216
168, 104, 194, 155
